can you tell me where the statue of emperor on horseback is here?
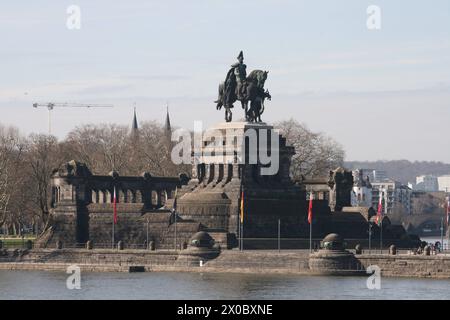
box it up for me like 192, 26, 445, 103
215, 51, 271, 122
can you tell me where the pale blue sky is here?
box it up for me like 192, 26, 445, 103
1, 1, 449, 161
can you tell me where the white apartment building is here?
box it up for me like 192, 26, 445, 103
371, 180, 412, 215
360, 169, 388, 183
415, 175, 439, 192
438, 175, 450, 192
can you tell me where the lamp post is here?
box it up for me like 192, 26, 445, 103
380, 220, 383, 253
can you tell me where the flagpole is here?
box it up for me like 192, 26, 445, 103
112, 186, 115, 249
174, 210, 177, 251
239, 218, 242, 251
241, 217, 244, 251
239, 215, 242, 251
309, 218, 312, 253
440, 217, 444, 252
237, 213, 240, 251
380, 219, 383, 253
173, 188, 178, 251
308, 190, 313, 253
377, 189, 383, 254
146, 217, 149, 250
112, 216, 115, 249
447, 195, 450, 251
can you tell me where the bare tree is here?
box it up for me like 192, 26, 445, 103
25, 134, 65, 233
136, 121, 181, 176
276, 119, 345, 179
64, 124, 133, 175
0, 124, 26, 234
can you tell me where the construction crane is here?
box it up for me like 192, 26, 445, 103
32, 102, 114, 134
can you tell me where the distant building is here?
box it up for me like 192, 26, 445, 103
414, 175, 439, 192
371, 180, 396, 214
396, 184, 413, 216
354, 169, 389, 183
371, 170, 388, 182
371, 180, 412, 215
438, 175, 450, 192
351, 170, 372, 207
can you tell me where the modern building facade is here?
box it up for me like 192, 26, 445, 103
438, 175, 450, 192
414, 175, 439, 192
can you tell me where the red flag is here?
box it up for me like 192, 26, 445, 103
446, 197, 450, 226
113, 187, 118, 224
308, 193, 313, 224
376, 193, 383, 226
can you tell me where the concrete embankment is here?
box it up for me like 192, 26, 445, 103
1, 248, 450, 279
357, 254, 450, 279
201, 250, 311, 274
0, 248, 311, 274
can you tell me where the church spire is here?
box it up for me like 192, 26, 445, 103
132, 105, 138, 131
164, 103, 171, 133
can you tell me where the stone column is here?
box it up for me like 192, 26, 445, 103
91, 190, 97, 203
106, 190, 112, 203
212, 164, 223, 186
156, 190, 162, 207
221, 164, 232, 186
136, 190, 142, 203
119, 189, 125, 203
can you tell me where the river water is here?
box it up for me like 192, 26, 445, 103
1, 270, 450, 300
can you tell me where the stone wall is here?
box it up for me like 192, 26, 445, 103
2, 248, 450, 278
0, 248, 311, 274
357, 254, 450, 278
38, 210, 201, 250
176, 121, 307, 241
39, 160, 190, 247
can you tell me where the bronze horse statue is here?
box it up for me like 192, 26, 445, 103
215, 70, 271, 122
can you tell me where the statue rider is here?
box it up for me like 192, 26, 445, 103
215, 51, 247, 109
233, 51, 247, 100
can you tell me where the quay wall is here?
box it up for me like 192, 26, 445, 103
357, 254, 450, 279
0, 248, 311, 274
1, 248, 450, 279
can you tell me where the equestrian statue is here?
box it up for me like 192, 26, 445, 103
215, 51, 271, 122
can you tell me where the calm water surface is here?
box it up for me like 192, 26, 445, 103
1, 270, 450, 300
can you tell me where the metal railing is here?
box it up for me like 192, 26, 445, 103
2, 238, 449, 255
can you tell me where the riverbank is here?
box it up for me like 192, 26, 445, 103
1, 248, 450, 279
0, 249, 311, 275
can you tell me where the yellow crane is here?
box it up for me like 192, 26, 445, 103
32, 102, 114, 134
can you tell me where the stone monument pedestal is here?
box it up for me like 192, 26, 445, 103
176, 121, 306, 246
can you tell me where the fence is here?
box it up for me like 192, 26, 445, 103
2, 237, 450, 255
